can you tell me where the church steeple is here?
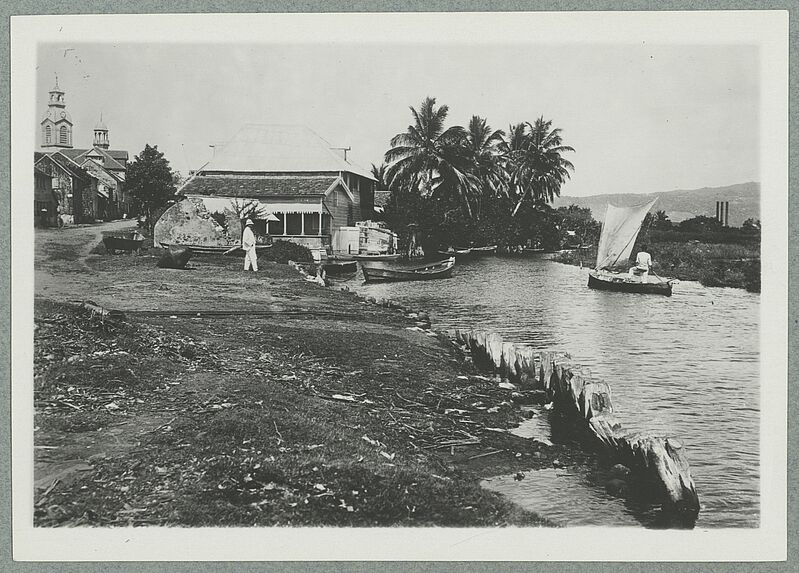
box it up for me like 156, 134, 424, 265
93, 113, 110, 149
41, 74, 73, 148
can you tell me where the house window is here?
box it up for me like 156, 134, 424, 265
59, 126, 69, 145
267, 213, 284, 235
285, 213, 302, 235
45, 125, 51, 144
303, 213, 320, 235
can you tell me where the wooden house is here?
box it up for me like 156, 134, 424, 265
178, 124, 376, 260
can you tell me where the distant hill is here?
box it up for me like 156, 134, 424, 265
553, 182, 760, 227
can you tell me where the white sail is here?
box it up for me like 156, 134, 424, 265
595, 199, 657, 270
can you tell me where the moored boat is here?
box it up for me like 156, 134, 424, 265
588, 269, 673, 296
437, 247, 472, 259
322, 259, 358, 275
470, 245, 497, 256
360, 257, 456, 283
587, 198, 674, 295
352, 253, 402, 262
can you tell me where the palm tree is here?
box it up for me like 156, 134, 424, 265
503, 122, 528, 154
506, 117, 575, 216
370, 162, 388, 190
463, 115, 507, 203
384, 97, 478, 217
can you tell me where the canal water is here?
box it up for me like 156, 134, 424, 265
340, 256, 759, 528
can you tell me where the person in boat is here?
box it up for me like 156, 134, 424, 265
242, 218, 258, 272
628, 244, 652, 281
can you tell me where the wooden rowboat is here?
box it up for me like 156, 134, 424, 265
360, 257, 456, 283
588, 270, 673, 296
164, 243, 272, 255
103, 233, 145, 253
352, 253, 402, 261
437, 247, 472, 259
322, 259, 358, 275
470, 245, 497, 256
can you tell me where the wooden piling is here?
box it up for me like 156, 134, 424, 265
448, 328, 700, 523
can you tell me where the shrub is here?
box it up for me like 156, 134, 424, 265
263, 240, 314, 264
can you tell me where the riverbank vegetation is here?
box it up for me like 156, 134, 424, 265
555, 211, 761, 292
378, 97, 577, 253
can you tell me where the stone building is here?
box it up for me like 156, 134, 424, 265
35, 78, 130, 224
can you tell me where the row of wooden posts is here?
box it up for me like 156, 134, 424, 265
450, 328, 701, 522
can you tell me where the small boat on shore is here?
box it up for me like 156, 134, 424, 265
322, 259, 358, 275
352, 253, 403, 262
470, 245, 497, 256
588, 199, 674, 296
437, 247, 472, 259
164, 243, 273, 256
361, 257, 456, 283
103, 232, 145, 253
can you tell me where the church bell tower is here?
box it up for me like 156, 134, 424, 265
93, 114, 110, 149
40, 75, 73, 149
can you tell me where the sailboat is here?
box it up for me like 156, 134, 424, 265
587, 199, 674, 296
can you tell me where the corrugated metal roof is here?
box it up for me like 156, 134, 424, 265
182, 174, 338, 198
203, 124, 376, 181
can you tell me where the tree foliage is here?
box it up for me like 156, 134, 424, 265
126, 144, 177, 231
677, 215, 724, 233
382, 97, 576, 251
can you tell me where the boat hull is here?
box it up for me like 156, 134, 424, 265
164, 243, 272, 255
322, 260, 358, 275
588, 270, 673, 296
437, 249, 472, 260
352, 253, 402, 261
361, 257, 455, 283
103, 235, 145, 253
470, 245, 497, 256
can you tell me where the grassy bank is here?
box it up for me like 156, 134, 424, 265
34, 298, 561, 527
554, 241, 760, 293
35, 226, 592, 527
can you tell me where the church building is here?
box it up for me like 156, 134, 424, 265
34, 78, 130, 225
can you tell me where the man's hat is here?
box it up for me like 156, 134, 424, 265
245, 219, 254, 226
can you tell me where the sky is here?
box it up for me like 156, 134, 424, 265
36, 41, 759, 197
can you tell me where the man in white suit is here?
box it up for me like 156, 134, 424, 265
242, 219, 258, 272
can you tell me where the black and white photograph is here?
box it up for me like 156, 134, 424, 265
10, 10, 789, 562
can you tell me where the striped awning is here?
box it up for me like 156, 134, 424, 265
257, 201, 323, 214
195, 196, 321, 215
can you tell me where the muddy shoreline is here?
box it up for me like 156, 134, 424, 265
33, 223, 613, 527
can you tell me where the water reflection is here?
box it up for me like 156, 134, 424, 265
342, 256, 760, 528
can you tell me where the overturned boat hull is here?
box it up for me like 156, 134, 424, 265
588, 270, 673, 296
